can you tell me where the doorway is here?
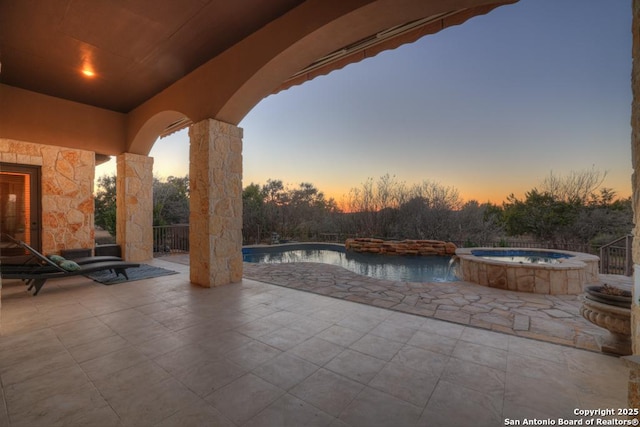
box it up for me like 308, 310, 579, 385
0, 163, 41, 255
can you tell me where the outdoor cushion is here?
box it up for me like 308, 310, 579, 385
48, 255, 65, 264
59, 260, 81, 271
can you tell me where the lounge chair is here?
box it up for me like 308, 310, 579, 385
0, 237, 140, 295
1, 255, 124, 272
1, 235, 123, 271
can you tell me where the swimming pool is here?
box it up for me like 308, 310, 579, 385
470, 249, 573, 265
242, 243, 458, 282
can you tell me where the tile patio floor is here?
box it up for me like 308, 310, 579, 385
0, 256, 630, 426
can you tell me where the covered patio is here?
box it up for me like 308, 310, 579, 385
1, 0, 640, 424
0, 258, 628, 425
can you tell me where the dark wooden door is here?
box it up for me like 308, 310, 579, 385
0, 163, 42, 255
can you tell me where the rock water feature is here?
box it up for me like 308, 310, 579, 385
345, 238, 457, 256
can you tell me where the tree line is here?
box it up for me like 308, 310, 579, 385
94, 168, 632, 249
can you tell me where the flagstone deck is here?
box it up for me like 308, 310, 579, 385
0, 256, 631, 426
242, 261, 630, 353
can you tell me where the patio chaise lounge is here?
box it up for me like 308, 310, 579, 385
1, 235, 123, 272
0, 237, 140, 295
0, 255, 124, 273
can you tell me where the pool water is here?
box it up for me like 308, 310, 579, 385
243, 246, 458, 282
470, 249, 573, 265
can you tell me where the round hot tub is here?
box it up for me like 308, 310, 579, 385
455, 247, 599, 295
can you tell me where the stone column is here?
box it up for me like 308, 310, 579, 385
189, 119, 243, 287
632, 0, 640, 353
116, 153, 154, 261
630, 0, 640, 411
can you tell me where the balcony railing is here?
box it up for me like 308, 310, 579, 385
599, 234, 633, 276
153, 225, 635, 277
153, 224, 189, 255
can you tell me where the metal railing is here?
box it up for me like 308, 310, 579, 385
153, 224, 189, 255
153, 226, 635, 277
599, 234, 633, 276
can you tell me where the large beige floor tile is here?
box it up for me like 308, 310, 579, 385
244, 393, 335, 427
67, 334, 130, 363
153, 343, 216, 374
155, 399, 234, 427
419, 318, 465, 339
336, 313, 384, 333
252, 352, 319, 390
290, 369, 364, 417
104, 376, 202, 426
256, 325, 315, 351
224, 339, 281, 370
406, 329, 458, 355
460, 325, 510, 350
1, 348, 77, 387
391, 345, 449, 377
452, 340, 508, 371
503, 372, 580, 420
349, 334, 404, 362
316, 325, 365, 347
441, 356, 505, 398
172, 358, 247, 397
325, 349, 386, 384
3, 365, 90, 416
7, 382, 111, 427
79, 346, 149, 381
368, 361, 439, 407
421, 380, 503, 427
0, 331, 67, 369
289, 336, 345, 366
339, 387, 422, 427
206, 373, 285, 425
134, 332, 191, 359
508, 334, 568, 362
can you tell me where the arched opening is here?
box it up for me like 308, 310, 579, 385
94, 111, 192, 257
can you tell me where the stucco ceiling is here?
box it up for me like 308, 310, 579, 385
0, 0, 306, 113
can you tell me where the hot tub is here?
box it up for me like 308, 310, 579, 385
455, 247, 599, 295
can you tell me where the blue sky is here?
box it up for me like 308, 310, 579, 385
102, 0, 632, 205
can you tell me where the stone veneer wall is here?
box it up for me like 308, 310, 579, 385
345, 238, 457, 256
0, 138, 95, 254
189, 119, 243, 287
116, 153, 154, 261
633, 0, 640, 355
629, 0, 640, 411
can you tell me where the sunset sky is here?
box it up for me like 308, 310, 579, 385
97, 0, 633, 205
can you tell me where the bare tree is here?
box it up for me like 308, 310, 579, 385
540, 167, 607, 204
346, 174, 405, 237
394, 180, 462, 239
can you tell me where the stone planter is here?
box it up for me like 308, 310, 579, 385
580, 293, 631, 356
